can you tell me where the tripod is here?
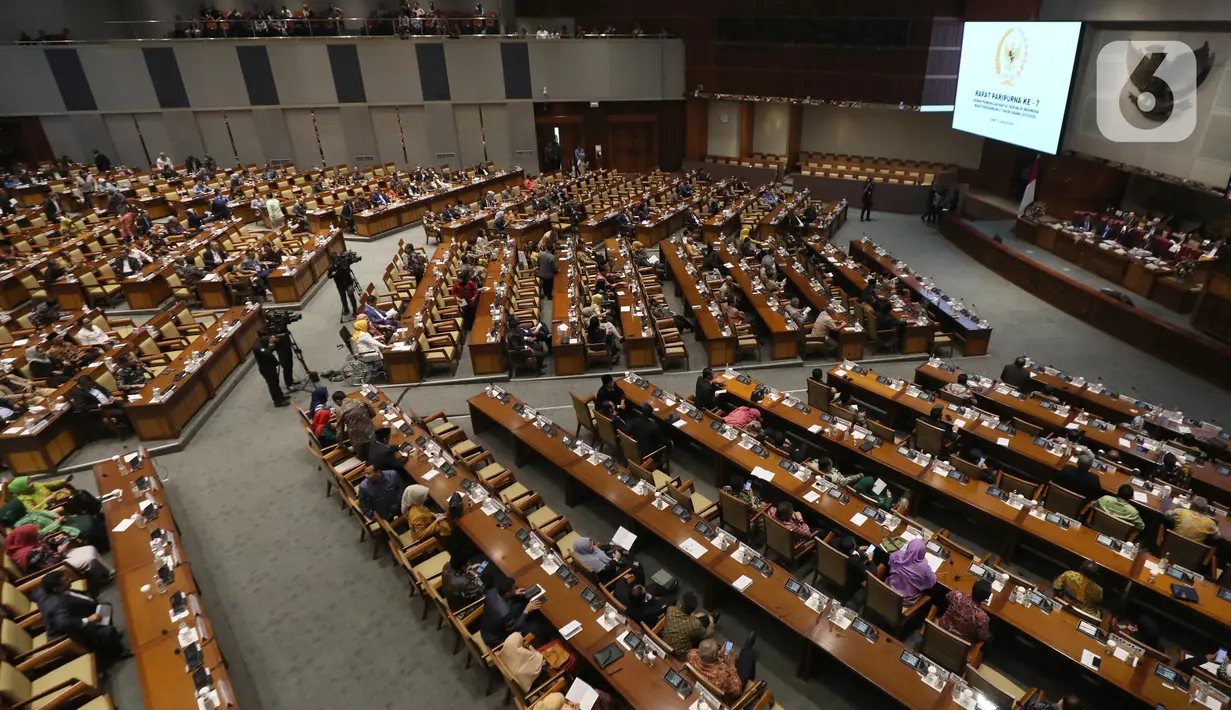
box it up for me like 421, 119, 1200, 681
277, 328, 317, 393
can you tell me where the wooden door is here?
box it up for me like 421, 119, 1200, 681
609, 122, 656, 173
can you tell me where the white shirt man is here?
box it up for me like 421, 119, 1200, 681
75, 323, 112, 347
155, 153, 173, 171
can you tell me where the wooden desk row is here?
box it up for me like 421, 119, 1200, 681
384, 240, 459, 383
715, 242, 802, 361
1012, 219, 1206, 313
847, 238, 993, 356
940, 215, 1231, 389
469, 387, 1205, 710
94, 453, 238, 710
660, 238, 738, 367
348, 170, 523, 238
913, 362, 1231, 508
767, 239, 868, 361
351, 388, 701, 709
606, 376, 1224, 707
805, 238, 939, 355
466, 249, 519, 376
675, 368, 1231, 635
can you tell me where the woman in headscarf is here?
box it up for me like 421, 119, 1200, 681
5, 523, 111, 583
311, 407, 338, 447
0, 497, 106, 551
498, 632, 545, 693
24, 344, 74, 386
401, 484, 451, 542
884, 538, 939, 605
308, 385, 329, 415
352, 318, 387, 362
7, 476, 74, 511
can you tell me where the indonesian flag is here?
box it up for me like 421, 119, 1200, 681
1018, 156, 1039, 216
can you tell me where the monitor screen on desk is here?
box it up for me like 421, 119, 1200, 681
952, 22, 1083, 154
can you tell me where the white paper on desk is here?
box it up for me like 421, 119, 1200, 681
852, 430, 866, 440
804, 490, 821, 504
541, 557, 560, 576
1144, 560, 1161, 575
1113, 647, 1139, 666
993, 437, 1009, 447
872, 478, 887, 495
1118, 438, 1131, 448
559, 620, 583, 640
566, 679, 600, 710
733, 575, 753, 592
750, 466, 775, 482
111, 515, 137, 533
3, 426, 21, 435
1201, 662, 1221, 675
925, 553, 945, 572
596, 611, 619, 632
619, 306, 631, 312
1200, 695, 1222, 710
1132, 491, 1150, 503
612, 526, 638, 551
680, 538, 708, 559
808, 424, 822, 433
422, 469, 441, 481
673, 419, 688, 429
954, 419, 967, 428
850, 513, 868, 527
1079, 649, 1101, 671
1066, 422, 1079, 430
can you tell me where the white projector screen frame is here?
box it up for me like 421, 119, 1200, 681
951, 21, 1083, 154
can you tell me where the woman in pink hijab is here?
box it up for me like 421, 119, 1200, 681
884, 538, 937, 605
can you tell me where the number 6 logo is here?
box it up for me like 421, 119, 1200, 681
1096, 40, 1197, 143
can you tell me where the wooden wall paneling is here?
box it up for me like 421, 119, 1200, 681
738, 102, 753, 160
658, 101, 686, 171
684, 98, 707, 161
1036, 154, 1128, 220
786, 103, 803, 172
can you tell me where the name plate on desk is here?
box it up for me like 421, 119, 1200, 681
1154, 663, 1188, 690
1027, 591, 1054, 613
1077, 620, 1108, 643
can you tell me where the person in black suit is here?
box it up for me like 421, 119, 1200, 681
860, 177, 874, 222
201, 241, 227, 270
695, 367, 730, 412
366, 427, 408, 471
626, 402, 669, 462
35, 571, 129, 665
1000, 356, 1033, 391
92, 149, 112, 173
70, 374, 126, 438
1053, 453, 1104, 502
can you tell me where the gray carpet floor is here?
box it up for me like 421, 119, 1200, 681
90, 211, 1231, 710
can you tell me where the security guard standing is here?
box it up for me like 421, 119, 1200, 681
254, 329, 290, 407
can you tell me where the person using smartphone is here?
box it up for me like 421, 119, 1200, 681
439, 554, 485, 610
687, 636, 759, 700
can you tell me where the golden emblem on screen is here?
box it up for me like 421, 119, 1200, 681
994, 27, 1029, 86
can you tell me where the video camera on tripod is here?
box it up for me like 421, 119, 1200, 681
335, 250, 362, 268
265, 309, 302, 335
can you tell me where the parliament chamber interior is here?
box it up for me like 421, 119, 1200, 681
2, 1, 1231, 710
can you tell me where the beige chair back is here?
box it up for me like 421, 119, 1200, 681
807, 377, 833, 412
1044, 484, 1086, 519
764, 514, 797, 560
1160, 529, 1211, 571
594, 412, 620, 453
915, 420, 944, 455
1089, 508, 1134, 541
865, 574, 906, 629
719, 490, 754, 536
922, 618, 972, 674
570, 392, 595, 436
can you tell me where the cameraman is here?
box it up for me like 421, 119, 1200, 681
254, 329, 290, 407
327, 252, 359, 317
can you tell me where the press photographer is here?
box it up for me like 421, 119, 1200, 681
328, 248, 362, 318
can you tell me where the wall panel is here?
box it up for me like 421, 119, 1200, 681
480, 104, 511, 168
444, 42, 504, 103
399, 106, 431, 168
176, 44, 249, 109
608, 43, 662, 100
267, 44, 336, 107
370, 107, 407, 167
164, 112, 205, 163
0, 49, 63, 116
799, 105, 983, 167
314, 108, 348, 166
103, 114, 147, 168
752, 103, 789, 156
356, 42, 423, 104
706, 100, 740, 157
225, 111, 265, 167
528, 42, 603, 100
339, 105, 379, 163
453, 104, 486, 167
284, 109, 322, 169
78, 46, 159, 112
45, 49, 97, 112
195, 112, 237, 166
40, 116, 82, 162
134, 113, 174, 164
69, 115, 116, 165
250, 108, 293, 164
424, 103, 460, 169
506, 102, 540, 175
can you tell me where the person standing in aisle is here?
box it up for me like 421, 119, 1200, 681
860, 177, 874, 222
254, 330, 289, 407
